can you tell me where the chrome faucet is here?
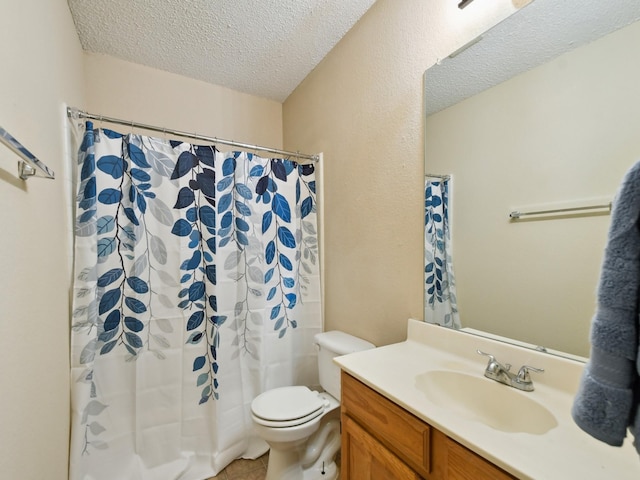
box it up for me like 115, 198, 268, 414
477, 350, 543, 392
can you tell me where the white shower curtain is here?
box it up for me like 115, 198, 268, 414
424, 178, 460, 329
69, 123, 322, 479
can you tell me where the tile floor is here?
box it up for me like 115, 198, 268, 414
206, 453, 268, 480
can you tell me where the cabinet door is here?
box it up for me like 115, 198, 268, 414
447, 438, 517, 480
341, 414, 421, 480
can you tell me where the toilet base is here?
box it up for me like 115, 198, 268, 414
266, 447, 338, 480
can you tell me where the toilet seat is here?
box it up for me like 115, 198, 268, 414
252, 386, 326, 428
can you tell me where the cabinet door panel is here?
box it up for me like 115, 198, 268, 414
447, 438, 517, 480
341, 373, 431, 476
342, 415, 420, 480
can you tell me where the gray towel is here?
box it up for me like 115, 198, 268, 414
572, 160, 640, 454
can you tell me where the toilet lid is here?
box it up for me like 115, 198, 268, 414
251, 386, 325, 423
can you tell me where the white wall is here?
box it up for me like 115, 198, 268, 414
82, 53, 283, 150
283, 0, 522, 346
0, 0, 85, 478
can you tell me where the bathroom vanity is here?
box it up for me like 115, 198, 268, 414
335, 319, 640, 479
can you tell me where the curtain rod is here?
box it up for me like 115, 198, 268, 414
425, 172, 451, 180
67, 107, 319, 163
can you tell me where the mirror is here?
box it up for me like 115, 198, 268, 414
424, 0, 640, 359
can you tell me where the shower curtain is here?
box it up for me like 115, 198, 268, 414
424, 178, 460, 329
69, 123, 321, 480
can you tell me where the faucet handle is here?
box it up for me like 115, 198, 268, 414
516, 365, 544, 383
476, 350, 511, 371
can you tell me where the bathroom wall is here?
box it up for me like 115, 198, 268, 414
0, 0, 85, 479
283, 0, 522, 346
82, 53, 283, 149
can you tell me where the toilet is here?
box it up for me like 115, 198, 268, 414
251, 331, 375, 480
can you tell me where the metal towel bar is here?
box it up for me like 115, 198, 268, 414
0, 127, 55, 180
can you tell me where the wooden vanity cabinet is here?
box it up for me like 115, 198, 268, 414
340, 372, 517, 480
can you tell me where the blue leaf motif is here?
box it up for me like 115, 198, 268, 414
285, 293, 297, 308
124, 317, 144, 332
194, 146, 214, 168
98, 188, 122, 205
236, 201, 251, 217
237, 232, 249, 246
171, 219, 192, 237
277, 226, 296, 248
97, 155, 125, 179
274, 317, 284, 331
125, 297, 147, 314
97, 268, 123, 287
100, 340, 117, 355
266, 241, 276, 264
235, 183, 252, 200
265, 268, 274, 283
197, 171, 216, 197
125, 332, 143, 348
104, 310, 121, 332
267, 286, 277, 301
97, 238, 116, 257
183, 250, 202, 271
189, 281, 206, 301
123, 207, 139, 226
193, 356, 206, 371
174, 187, 195, 209
216, 176, 233, 191
171, 151, 197, 180
220, 211, 232, 229
272, 193, 291, 222
78, 208, 96, 223
205, 265, 217, 284
128, 143, 151, 168
99, 289, 121, 314
127, 277, 149, 294
222, 157, 236, 176
84, 177, 96, 199
200, 206, 215, 228
249, 165, 264, 177
270, 305, 281, 320
187, 311, 205, 331
130, 168, 151, 182
236, 218, 250, 232
283, 277, 295, 288
81, 155, 95, 181
218, 193, 232, 212
137, 192, 147, 214
279, 254, 293, 271
301, 197, 313, 218
271, 160, 287, 181
262, 211, 272, 234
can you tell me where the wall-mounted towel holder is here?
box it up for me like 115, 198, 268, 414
0, 127, 55, 180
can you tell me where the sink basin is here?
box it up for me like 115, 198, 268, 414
415, 370, 558, 435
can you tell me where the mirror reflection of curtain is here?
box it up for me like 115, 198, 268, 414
424, 178, 460, 328
69, 123, 321, 479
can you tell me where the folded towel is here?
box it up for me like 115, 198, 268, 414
572, 160, 640, 454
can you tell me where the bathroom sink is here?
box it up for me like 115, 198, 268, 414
415, 370, 558, 435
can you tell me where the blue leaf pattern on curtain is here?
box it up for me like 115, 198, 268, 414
70, 123, 321, 479
424, 178, 460, 329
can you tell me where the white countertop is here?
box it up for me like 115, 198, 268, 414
334, 319, 640, 480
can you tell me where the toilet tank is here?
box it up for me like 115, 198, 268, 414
314, 331, 375, 400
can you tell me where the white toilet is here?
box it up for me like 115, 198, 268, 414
251, 331, 375, 480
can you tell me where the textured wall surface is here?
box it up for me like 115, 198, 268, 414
0, 1, 85, 479
69, 0, 377, 101
283, 0, 518, 346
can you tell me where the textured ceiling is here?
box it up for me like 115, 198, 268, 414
67, 0, 377, 102
425, 0, 640, 115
